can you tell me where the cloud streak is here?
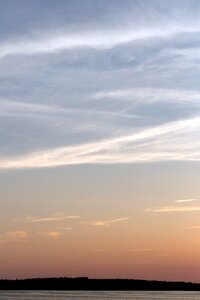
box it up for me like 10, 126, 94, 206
188, 225, 200, 229
26, 215, 80, 223
1, 1, 200, 171
0, 22, 200, 58
93, 88, 200, 106
129, 248, 154, 253
174, 199, 198, 203
0, 231, 28, 243
146, 206, 200, 213
38, 231, 63, 239
0, 116, 200, 169
80, 217, 130, 227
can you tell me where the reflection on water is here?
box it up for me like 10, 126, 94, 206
0, 291, 200, 299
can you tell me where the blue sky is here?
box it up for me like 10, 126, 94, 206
1, 0, 200, 281
0, 0, 200, 168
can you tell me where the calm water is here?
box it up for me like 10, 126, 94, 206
0, 291, 200, 299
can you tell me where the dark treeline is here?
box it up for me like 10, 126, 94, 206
0, 277, 200, 290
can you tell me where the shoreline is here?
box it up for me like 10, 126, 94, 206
1, 277, 200, 291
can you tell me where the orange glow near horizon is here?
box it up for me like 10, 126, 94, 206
0, 164, 200, 282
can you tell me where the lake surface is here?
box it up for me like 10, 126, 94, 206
0, 291, 200, 299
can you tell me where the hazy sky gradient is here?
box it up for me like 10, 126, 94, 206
1, 0, 200, 282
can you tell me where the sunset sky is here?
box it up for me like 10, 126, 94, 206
1, 0, 200, 282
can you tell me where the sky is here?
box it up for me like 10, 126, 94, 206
1, 0, 200, 282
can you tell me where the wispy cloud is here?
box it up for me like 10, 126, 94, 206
1, 2, 200, 172
38, 231, 63, 239
0, 99, 64, 116
129, 248, 154, 253
26, 215, 80, 223
57, 226, 73, 231
174, 199, 198, 203
0, 231, 28, 243
128, 248, 169, 258
92, 88, 200, 106
188, 226, 200, 229
0, 25, 199, 58
1, 116, 200, 169
0, 99, 134, 120
80, 217, 130, 227
146, 206, 200, 213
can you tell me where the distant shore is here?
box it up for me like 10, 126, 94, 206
1, 277, 200, 291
